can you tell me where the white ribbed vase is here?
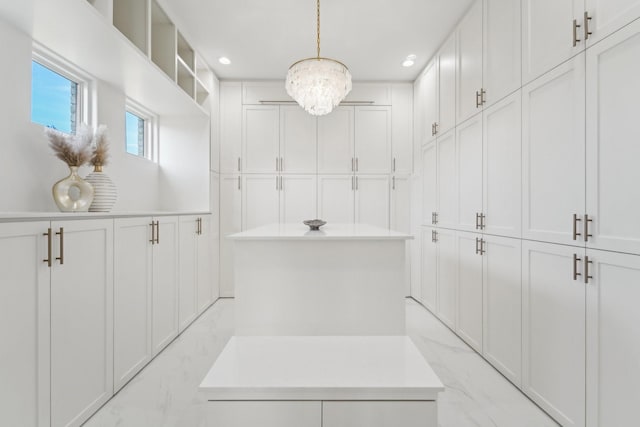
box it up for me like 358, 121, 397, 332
84, 166, 117, 212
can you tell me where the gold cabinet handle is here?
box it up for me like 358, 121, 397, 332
573, 19, 581, 47
584, 12, 592, 41
43, 228, 52, 267
573, 253, 582, 280
585, 255, 593, 284
155, 221, 160, 244
149, 221, 155, 244
572, 214, 582, 240
476, 90, 481, 108
584, 214, 593, 242
55, 227, 64, 265
481, 88, 486, 105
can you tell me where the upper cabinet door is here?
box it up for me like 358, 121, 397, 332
522, 54, 585, 247
437, 129, 458, 229
280, 106, 317, 174
391, 84, 414, 175
242, 105, 279, 173
438, 33, 456, 135
585, 0, 640, 46
354, 106, 392, 174
422, 141, 438, 226
483, 0, 521, 107
522, 0, 585, 84
317, 106, 354, 174
586, 19, 640, 256
456, 0, 483, 125
483, 91, 522, 239
456, 115, 483, 232
220, 82, 242, 174
421, 59, 439, 144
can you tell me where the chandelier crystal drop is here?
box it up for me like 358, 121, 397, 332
285, 0, 352, 116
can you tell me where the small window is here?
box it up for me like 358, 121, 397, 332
31, 60, 80, 134
125, 111, 146, 157
125, 101, 157, 161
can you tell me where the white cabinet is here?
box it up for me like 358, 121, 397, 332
482, 90, 521, 238
196, 214, 215, 313
522, 54, 585, 247
242, 105, 279, 173
482, 235, 521, 386
354, 106, 392, 174
420, 227, 437, 312
50, 219, 113, 427
586, 249, 640, 427
150, 217, 179, 356
421, 141, 438, 226
586, 19, 640, 256
483, 0, 521, 106
456, 0, 483, 124
220, 174, 242, 297
323, 401, 436, 427
436, 129, 457, 228
456, 115, 483, 232
522, 0, 584, 84
420, 60, 438, 144
0, 222, 50, 427
220, 82, 242, 173
355, 175, 390, 229
317, 106, 354, 174
522, 241, 585, 427
318, 175, 355, 224
436, 228, 457, 330
280, 175, 317, 223
390, 175, 411, 233
391, 84, 414, 175
242, 175, 280, 229
456, 231, 483, 353
114, 217, 152, 391
280, 106, 317, 173
585, 0, 640, 46
438, 33, 456, 135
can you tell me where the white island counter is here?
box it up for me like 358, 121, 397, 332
229, 223, 412, 336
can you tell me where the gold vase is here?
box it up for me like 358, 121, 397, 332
52, 166, 95, 212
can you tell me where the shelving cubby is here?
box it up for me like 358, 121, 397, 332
113, 0, 149, 54
151, 0, 176, 80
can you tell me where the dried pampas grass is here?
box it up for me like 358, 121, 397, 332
45, 125, 93, 167
90, 125, 110, 167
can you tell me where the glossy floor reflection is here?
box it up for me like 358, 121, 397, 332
84, 298, 558, 427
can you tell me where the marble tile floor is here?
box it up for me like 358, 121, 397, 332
84, 298, 559, 427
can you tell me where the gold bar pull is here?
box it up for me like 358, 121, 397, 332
155, 221, 160, 244
584, 12, 592, 40
572, 214, 582, 240
584, 214, 593, 242
573, 19, 581, 47
475, 237, 481, 255
149, 221, 156, 244
475, 213, 481, 230
480, 213, 486, 230
55, 228, 64, 265
585, 255, 593, 284
43, 228, 52, 267
476, 90, 481, 108
432, 230, 438, 243
481, 88, 487, 105
573, 253, 582, 281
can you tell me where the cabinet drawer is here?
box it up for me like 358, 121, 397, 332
322, 401, 437, 427
208, 401, 321, 427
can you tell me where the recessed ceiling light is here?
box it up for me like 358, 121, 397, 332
218, 57, 231, 65
402, 59, 415, 67
406, 54, 417, 60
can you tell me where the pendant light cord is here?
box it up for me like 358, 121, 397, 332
316, 0, 321, 58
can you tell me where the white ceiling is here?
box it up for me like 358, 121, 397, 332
157, 0, 474, 82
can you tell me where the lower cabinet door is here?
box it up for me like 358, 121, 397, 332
152, 216, 179, 355
208, 401, 321, 427
179, 216, 199, 330
586, 249, 640, 427
456, 231, 483, 353
322, 401, 437, 427
50, 219, 113, 427
197, 214, 214, 313
482, 235, 521, 386
420, 227, 437, 312
355, 175, 390, 229
114, 217, 153, 391
436, 228, 457, 330
0, 222, 50, 427
522, 241, 585, 427
318, 175, 355, 224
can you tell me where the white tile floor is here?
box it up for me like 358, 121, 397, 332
83, 298, 559, 427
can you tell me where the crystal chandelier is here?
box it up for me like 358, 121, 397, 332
285, 0, 352, 116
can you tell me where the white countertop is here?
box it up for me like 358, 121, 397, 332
0, 211, 211, 222
228, 223, 413, 241
199, 336, 444, 401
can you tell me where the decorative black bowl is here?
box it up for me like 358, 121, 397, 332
303, 219, 326, 230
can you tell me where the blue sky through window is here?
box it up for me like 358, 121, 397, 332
125, 111, 145, 157
31, 61, 77, 134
